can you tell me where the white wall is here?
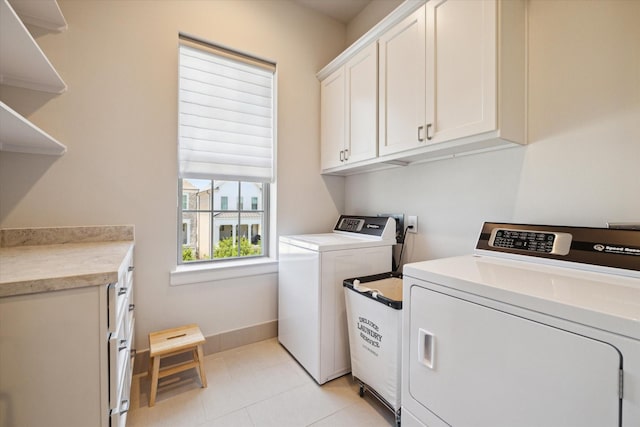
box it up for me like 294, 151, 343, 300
346, 0, 640, 265
0, 0, 347, 349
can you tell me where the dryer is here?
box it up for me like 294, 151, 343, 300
278, 215, 396, 384
402, 222, 640, 427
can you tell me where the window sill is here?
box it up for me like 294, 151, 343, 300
170, 257, 278, 286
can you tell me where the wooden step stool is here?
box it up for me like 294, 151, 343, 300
148, 324, 207, 406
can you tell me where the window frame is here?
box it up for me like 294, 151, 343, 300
177, 179, 269, 265
172, 34, 278, 284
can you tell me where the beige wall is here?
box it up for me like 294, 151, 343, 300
345, 0, 640, 263
0, 0, 347, 349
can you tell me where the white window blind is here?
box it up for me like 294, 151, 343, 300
178, 37, 275, 183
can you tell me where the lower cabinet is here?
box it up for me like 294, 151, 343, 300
0, 247, 135, 427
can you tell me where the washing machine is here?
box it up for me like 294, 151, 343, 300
278, 215, 397, 384
402, 222, 640, 427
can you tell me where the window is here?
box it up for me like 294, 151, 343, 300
177, 35, 275, 264
179, 179, 267, 261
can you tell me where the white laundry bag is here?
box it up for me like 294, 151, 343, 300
344, 273, 403, 412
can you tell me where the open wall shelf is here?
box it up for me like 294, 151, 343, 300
0, 0, 67, 155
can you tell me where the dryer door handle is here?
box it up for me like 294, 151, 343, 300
418, 328, 435, 369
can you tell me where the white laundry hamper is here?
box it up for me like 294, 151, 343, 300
343, 272, 403, 427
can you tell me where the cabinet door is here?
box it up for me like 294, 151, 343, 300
378, 5, 426, 156
425, 0, 497, 144
345, 43, 378, 164
320, 67, 346, 170
0, 287, 107, 427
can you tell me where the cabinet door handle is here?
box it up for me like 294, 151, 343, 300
343, 148, 349, 161
129, 303, 135, 312
118, 339, 128, 351
118, 287, 128, 296
339, 150, 344, 162
418, 125, 425, 142
426, 123, 433, 140
128, 266, 135, 272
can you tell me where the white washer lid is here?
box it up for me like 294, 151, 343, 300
279, 233, 395, 251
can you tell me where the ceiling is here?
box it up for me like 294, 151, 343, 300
294, 0, 372, 24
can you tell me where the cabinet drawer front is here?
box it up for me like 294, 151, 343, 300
108, 313, 134, 424
108, 253, 134, 334
108, 248, 135, 421
109, 326, 132, 410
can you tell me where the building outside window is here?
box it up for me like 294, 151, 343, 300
177, 34, 275, 264
179, 179, 266, 261
182, 220, 191, 245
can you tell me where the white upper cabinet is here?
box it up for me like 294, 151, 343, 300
425, 0, 497, 143
0, 0, 67, 155
320, 43, 378, 172
345, 43, 378, 165
320, 67, 346, 170
424, 0, 526, 145
378, 6, 426, 156
380, 0, 526, 159
318, 0, 526, 175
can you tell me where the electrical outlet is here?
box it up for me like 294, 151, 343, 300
379, 213, 405, 243
407, 215, 418, 234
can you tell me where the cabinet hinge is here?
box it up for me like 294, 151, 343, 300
619, 369, 624, 399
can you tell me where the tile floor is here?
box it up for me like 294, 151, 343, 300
127, 338, 395, 427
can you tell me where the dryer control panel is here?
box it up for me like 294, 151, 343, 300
489, 228, 572, 255
334, 215, 396, 241
477, 222, 640, 274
